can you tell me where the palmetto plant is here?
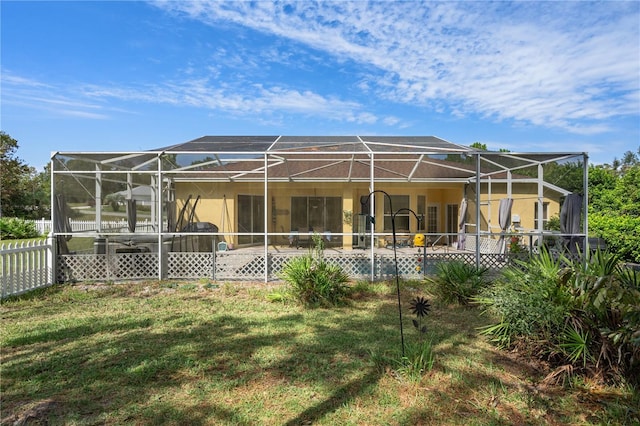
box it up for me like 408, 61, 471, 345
566, 250, 640, 380
426, 261, 488, 305
560, 324, 594, 368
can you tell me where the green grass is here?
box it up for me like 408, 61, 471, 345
1, 280, 638, 425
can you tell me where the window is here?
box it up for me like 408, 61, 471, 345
238, 195, 264, 245
291, 196, 342, 233
427, 204, 439, 234
534, 201, 549, 229
384, 195, 410, 231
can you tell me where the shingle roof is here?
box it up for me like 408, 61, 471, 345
156, 135, 472, 154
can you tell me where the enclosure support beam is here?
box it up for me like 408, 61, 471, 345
95, 164, 102, 232
475, 153, 481, 269
157, 154, 164, 281
537, 163, 544, 237
369, 153, 375, 281
264, 154, 269, 283
583, 153, 589, 254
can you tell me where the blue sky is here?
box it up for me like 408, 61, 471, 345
2, 1, 639, 170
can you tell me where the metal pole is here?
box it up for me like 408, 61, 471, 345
264, 154, 269, 283
583, 153, 589, 256
475, 153, 481, 269
363, 190, 406, 358
157, 154, 164, 281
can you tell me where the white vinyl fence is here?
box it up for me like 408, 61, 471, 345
1, 238, 54, 298
30, 219, 156, 234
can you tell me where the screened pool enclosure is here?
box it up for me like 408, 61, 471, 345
51, 136, 588, 282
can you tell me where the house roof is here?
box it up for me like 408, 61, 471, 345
156, 135, 472, 154
153, 135, 478, 182
111, 185, 153, 200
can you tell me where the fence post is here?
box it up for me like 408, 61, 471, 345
47, 232, 57, 285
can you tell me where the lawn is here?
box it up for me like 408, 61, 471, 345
1, 280, 637, 425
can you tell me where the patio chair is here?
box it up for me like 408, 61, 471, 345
296, 227, 313, 249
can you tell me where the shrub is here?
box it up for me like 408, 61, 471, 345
589, 213, 640, 263
477, 249, 572, 348
0, 217, 40, 240
478, 248, 640, 385
425, 261, 488, 305
104, 193, 125, 213
278, 234, 350, 307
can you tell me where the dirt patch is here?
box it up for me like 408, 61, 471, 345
2, 398, 58, 425
491, 348, 548, 380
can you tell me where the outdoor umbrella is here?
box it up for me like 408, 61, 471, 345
53, 194, 72, 254
126, 199, 137, 233
560, 193, 583, 253
497, 198, 513, 254
456, 198, 468, 250
166, 201, 176, 233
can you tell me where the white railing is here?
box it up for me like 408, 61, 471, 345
1, 238, 54, 298
464, 235, 503, 254
29, 219, 156, 234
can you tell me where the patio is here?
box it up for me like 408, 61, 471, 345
56, 231, 519, 283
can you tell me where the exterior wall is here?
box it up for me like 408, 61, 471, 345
365, 182, 463, 232
476, 182, 561, 233
174, 182, 258, 247
174, 180, 558, 250
175, 181, 465, 251
268, 182, 351, 246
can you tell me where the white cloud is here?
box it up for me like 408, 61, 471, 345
1, 71, 111, 119
150, 1, 640, 135
80, 77, 379, 124
5, 1, 637, 136
3, 67, 391, 126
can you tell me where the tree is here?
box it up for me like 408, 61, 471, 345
543, 160, 585, 195
470, 142, 487, 150
588, 147, 640, 263
0, 131, 50, 219
1, 131, 29, 218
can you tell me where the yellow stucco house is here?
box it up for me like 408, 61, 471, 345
51, 136, 587, 281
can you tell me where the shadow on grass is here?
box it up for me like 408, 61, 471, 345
4, 281, 635, 425
284, 369, 381, 426
1, 283, 396, 424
